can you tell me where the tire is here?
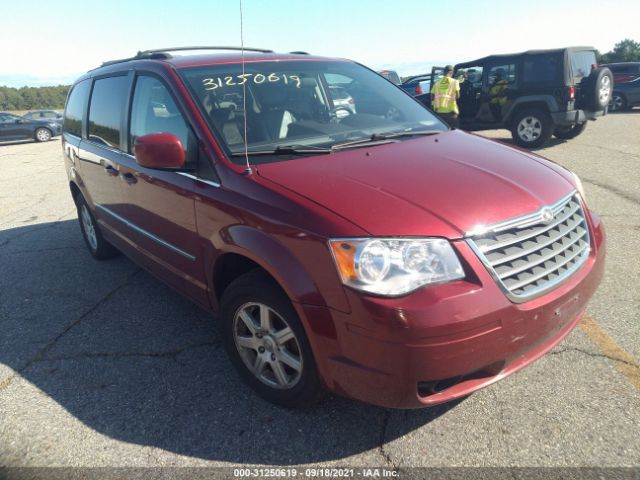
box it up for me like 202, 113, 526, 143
510, 108, 553, 149
553, 122, 587, 140
34, 127, 52, 142
220, 269, 324, 408
75, 193, 119, 260
609, 93, 627, 112
583, 67, 613, 111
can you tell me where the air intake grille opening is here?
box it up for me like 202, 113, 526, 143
468, 193, 590, 302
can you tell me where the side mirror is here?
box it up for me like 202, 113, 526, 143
16, 119, 24, 124
134, 132, 185, 169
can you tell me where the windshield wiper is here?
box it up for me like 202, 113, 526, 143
332, 130, 440, 150
231, 145, 332, 156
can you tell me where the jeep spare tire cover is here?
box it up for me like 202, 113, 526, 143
584, 67, 613, 111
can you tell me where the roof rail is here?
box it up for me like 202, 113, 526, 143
98, 46, 274, 68
100, 52, 169, 67
138, 46, 274, 55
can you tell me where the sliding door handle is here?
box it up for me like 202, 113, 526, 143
104, 165, 119, 177
122, 172, 137, 185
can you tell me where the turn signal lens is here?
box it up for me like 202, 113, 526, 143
330, 240, 357, 281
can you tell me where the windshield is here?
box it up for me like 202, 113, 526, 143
180, 61, 447, 163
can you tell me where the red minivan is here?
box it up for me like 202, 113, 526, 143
62, 47, 605, 408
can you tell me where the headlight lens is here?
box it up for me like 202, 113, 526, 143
329, 238, 465, 296
571, 171, 587, 205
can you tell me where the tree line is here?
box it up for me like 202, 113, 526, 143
597, 38, 640, 64
0, 85, 70, 111
1, 39, 638, 111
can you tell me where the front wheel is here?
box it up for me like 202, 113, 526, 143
553, 122, 587, 140
510, 109, 553, 149
34, 127, 52, 142
220, 270, 324, 408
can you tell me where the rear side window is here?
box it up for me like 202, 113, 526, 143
64, 80, 90, 137
570, 51, 597, 83
88, 76, 130, 149
523, 54, 561, 83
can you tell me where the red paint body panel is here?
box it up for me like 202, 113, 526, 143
134, 132, 185, 169
319, 216, 604, 408
257, 130, 575, 237
63, 52, 606, 408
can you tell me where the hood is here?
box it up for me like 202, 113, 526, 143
256, 130, 575, 238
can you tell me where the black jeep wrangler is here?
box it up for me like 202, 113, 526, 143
422, 47, 613, 148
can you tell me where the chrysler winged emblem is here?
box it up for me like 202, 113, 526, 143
540, 207, 554, 224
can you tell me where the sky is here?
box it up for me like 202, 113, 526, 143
1, 0, 639, 88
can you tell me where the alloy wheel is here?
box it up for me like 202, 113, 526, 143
36, 128, 51, 142
517, 116, 542, 142
80, 204, 98, 251
599, 75, 612, 106
611, 94, 624, 111
233, 302, 303, 389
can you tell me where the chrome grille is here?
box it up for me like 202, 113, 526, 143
467, 192, 590, 302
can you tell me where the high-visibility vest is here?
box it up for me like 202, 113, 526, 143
489, 79, 508, 106
431, 77, 460, 114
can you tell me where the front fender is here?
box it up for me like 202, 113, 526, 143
205, 225, 350, 314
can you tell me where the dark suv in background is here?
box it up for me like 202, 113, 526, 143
602, 62, 640, 112
420, 47, 613, 148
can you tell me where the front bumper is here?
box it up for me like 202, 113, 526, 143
301, 212, 605, 409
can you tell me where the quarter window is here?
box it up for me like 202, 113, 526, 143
88, 76, 129, 148
129, 76, 189, 156
570, 51, 597, 83
64, 80, 90, 138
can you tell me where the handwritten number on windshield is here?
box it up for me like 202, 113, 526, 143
202, 74, 301, 90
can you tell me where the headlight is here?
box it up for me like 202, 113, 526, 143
329, 238, 465, 296
571, 171, 587, 205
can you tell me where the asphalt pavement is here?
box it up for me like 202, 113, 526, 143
1, 112, 639, 474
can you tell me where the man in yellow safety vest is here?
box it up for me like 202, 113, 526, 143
431, 65, 460, 127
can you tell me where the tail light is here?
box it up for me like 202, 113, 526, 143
568, 85, 576, 100
415, 84, 423, 95
348, 98, 355, 104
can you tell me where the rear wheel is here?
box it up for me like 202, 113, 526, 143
34, 127, 52, 142
510, 108, 553, 148
75, 194, 119, 260
609, 93, 627, 112
220, 270, 324, 408
553, 122, 587, 140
